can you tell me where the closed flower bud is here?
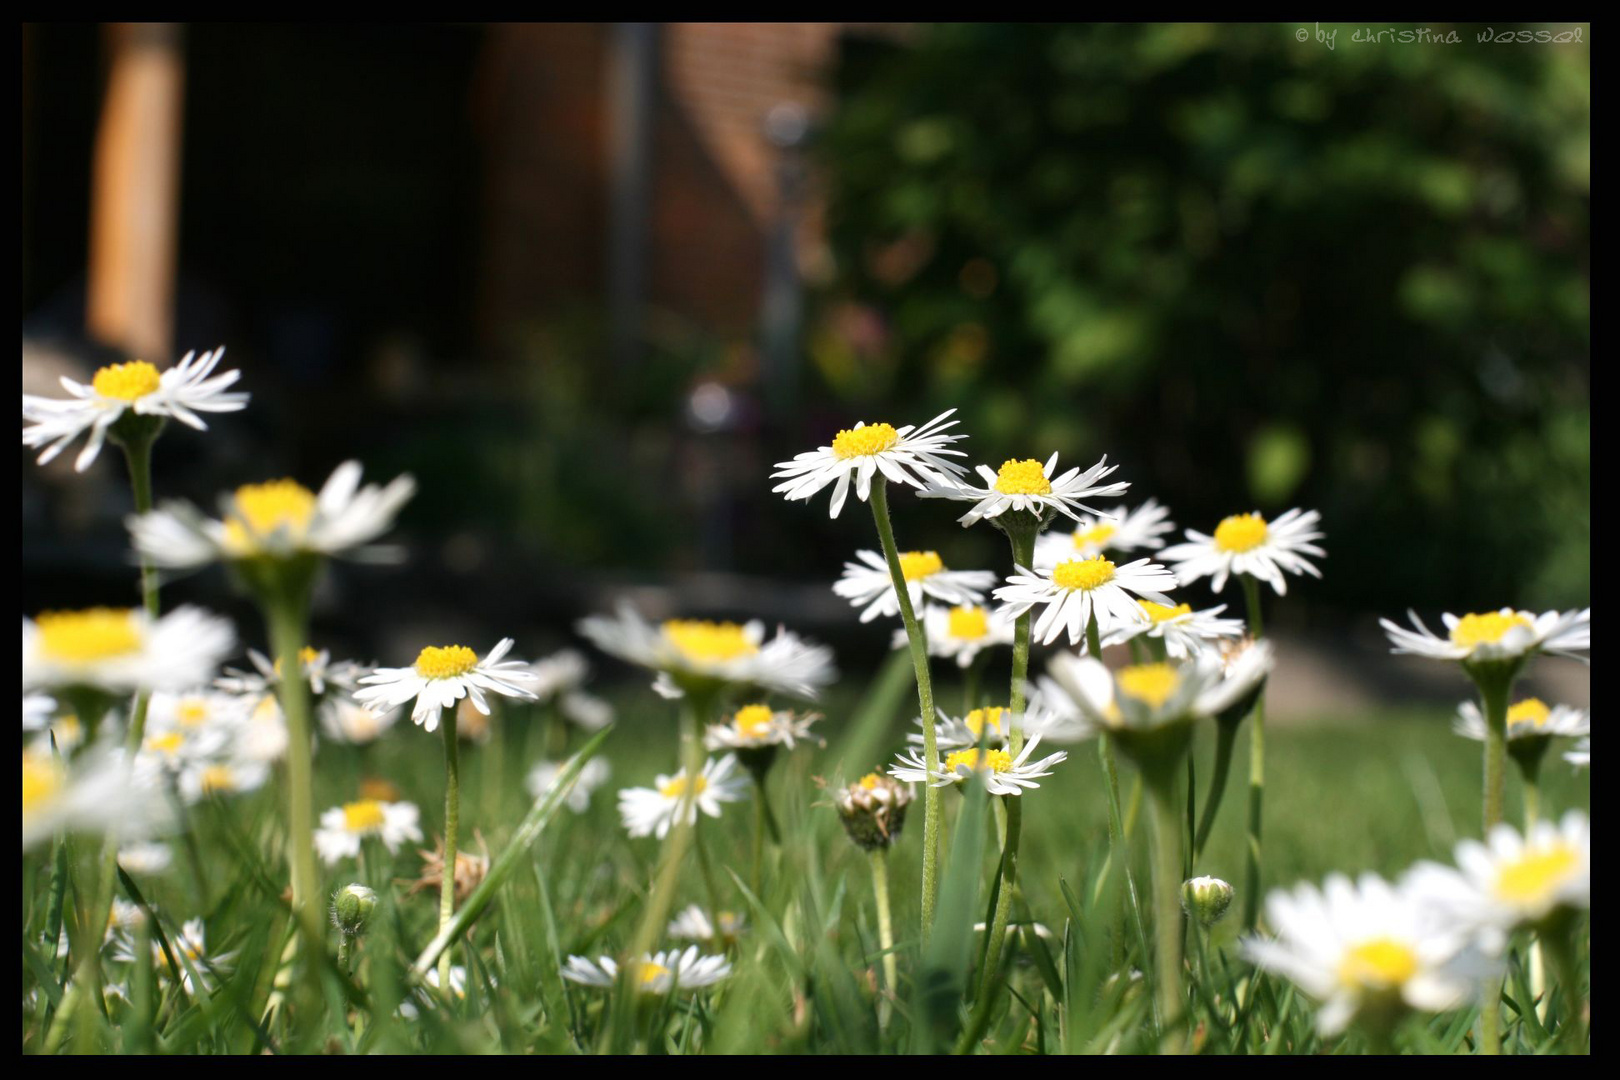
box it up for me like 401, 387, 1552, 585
835, 772, 913, 850
331, 883, 378, 936
1182, 876, 1234, 926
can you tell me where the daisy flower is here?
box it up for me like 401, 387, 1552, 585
355, 639, 538, 731
528, 649, 615, 731
1100, 599, 1245, 659
893, 603, 1016, 669
921, 452, 1129, 528
834, 549, 995, 623
667, 905, 748, 946
1034, 499, 1176, 567
22, 606, 235, 696
1565, 737, 1589, 768
618, 754, 749, 839
1380, 608, 1590, 667
1403, 811, 1589, 946
1242, 873, 1487, 1036
577, 605, 835, 699
1454, 697, 1588, 744
994, 556, 1178, 647
216, 645, 363, 698
234, 692, 291, 763
126, 460, 416, 568
319, 697, 400, 745
770, 409, 968, 519
313, 797, 424, 865
560, 946, 732, 994
525, 756, 613, 813
23, 744, 162, 851
117, 842, 174, 876
1043, 645, 1276, 740
907, 702, 1076, 751
1160, 509, 1325, 596
22, 347, 247, 472
177, 756, 271, 804
114, 917, 235, 994
704, 703, 823, 753
889, 735, 1067, 797
834, 771, 914, 850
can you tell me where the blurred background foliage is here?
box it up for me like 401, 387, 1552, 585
808, 23, 1589, 613
22, 23, 1589, 648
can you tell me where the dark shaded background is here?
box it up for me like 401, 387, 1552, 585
22, 23, 1590, 681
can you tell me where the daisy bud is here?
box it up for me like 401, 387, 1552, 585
1182, 876, 1234, 927
331, 883, 377, 937
835, 773, 913, 850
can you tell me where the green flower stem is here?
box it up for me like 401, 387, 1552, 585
870, 846, 897, 1029
1147, 775, 1186, 1054
1472, 671, 1513, 1057
1239, 573, 1266, 932
438, 703, 461, 992
266, 590, 323, 1008
869, 478, 941, 941
1520, 753, 1542, 829
977, 794, 1022, 1002
1193, 718, 1240, 862
1006, 523, 1036, 727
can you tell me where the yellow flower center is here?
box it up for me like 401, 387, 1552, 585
415, 645, 479, 679
35, 608, 142, 663
944, 747, 1013, 775
22, 753, 65, 814
1507, 698, 1552, 728
1140, 600, 1192, 624
1449, 612, 1532, 649
146, 732, 185, 757
1338, 937, 1418, 989
1052, 557, 1116, 591
1117, 663, 1180, 709
659, 774, 710, 799
899, 550, 944, 581
223, 479, 318, 553
176, 699, 211, 727
858, 773, 881, 790
1213, 513, 1268, 553
993, 458, 1052, 496
92, 360, 162, 401
342, 800, 388, 832
200, 764, 236, 793
662, 620, 758, 664
273, 646, 321, 677
636, 961, 672, 987
947, 605, 989, 640
1073, 522, 1116, 550
831, 423, 899, 459
1495, 846, 1579, 906
964, 706, 1006, 738
733, 704, 774, 737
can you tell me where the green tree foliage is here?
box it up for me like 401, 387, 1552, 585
813, 23, 1588, 611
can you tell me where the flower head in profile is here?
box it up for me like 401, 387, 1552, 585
23, 606, 235, 697
314, 797, 423, 865
561, 946, 732, 994
1034, 499, 1175, 566
894, 604, 1016, 669
127, 460, 415, 568
668, 905, 747, 947
618, 755, 749, 839
834, 549, 994, 624
1242, 872, 1488, 1036
525, 757, 612, 813
318, 697, 400, 746
578, 605, 835, 699
1403, 811, 1589, 948
889, 736, 1066, 797
216, 645, 364, 699
1453, 697, 1588, 745
1160, 509, 1324, 596
1101, 599, 1245, 659
23, 347, 247, 472
922, 453, 1129, 529
1380, 608, 1589, 668
833, 771, 914, 850
113, 916, 234, 994
1043, 645, 1275, 739
704, 703, 822, 753
907, 702, 1076, 751
355, 639, 537, 731
176, 756, 271, 805
994, 556, 1178, 647
23, 744, 164, 851
771, 410, 968, 518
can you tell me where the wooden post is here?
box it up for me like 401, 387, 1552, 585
87, 23, 185, 362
